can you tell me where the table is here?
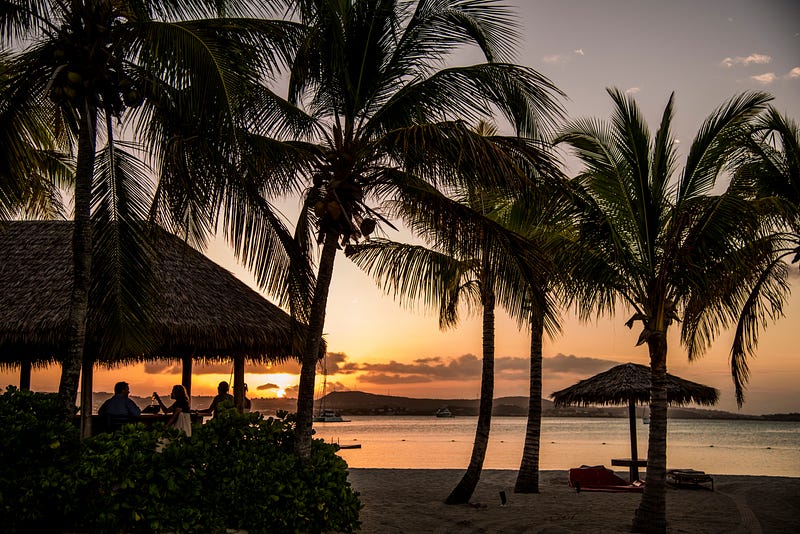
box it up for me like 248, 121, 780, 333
611, 458, 648, 481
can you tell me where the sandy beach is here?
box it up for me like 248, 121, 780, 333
346, 469, 799, 533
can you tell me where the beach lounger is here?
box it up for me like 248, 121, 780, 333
568, 465, 645, 493
667, 469, 714, 491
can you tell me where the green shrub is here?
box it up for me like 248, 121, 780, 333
188, 408, 361, 533
73, 423, 208, 533
0, 393, 361, 533
0, 386, 81, 533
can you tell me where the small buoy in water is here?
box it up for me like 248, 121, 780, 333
766, 446, 772, 449
601, 442, 606, 445
709, 445, 714, 447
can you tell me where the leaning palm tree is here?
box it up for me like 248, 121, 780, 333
347, 181, 554, 503
557, 88, 788, 533
240, 0, 563, 457
1, 1, 301, 412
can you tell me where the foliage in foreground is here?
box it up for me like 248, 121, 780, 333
0, 386, 81, 532
0, 388, 360, 533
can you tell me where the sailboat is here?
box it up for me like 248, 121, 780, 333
313, 356, 349, 423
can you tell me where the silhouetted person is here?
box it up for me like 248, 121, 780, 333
98, 381, 141, 431
153, 385, 192, 436
198, 381, 234, 417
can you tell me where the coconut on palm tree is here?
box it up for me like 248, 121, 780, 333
240, 0, 564, 458
1, 1, 302, 415
557, 88, 788, 533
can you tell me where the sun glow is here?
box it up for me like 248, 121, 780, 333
247, 373, 297, 398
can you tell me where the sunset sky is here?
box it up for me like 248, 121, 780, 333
3, 0, 798, 415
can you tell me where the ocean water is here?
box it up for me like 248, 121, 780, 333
313, 416, 800, 477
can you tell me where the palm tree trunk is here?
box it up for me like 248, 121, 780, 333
294, 230, 339, 458
633, 331, 669, 534
19, 361, 31, 390
58, 102, 97, 416
80, 355, 94, 438
445, 288, 495, 504
233, 354, 245, 411
514, 307, 544, 493
181, 354, 193, 398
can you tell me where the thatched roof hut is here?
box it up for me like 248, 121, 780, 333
0, 220, 301, 365
550, 362, 718, 481
549, 362, 719, 408
0, 220, 309, 432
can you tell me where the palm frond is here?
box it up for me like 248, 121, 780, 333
91, 143, 158, 356
345, 237, 479, 328
679, 91, 771, 202
366, 63, 563, 139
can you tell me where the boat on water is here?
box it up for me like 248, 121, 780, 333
435, 407, 455, 418
314, 409, 349, 423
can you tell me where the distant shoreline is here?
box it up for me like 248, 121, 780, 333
90, 391, 800, 421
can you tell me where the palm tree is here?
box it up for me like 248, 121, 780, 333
346, 181, 554, 504
557, 88, 788, 533
1, 1, 301, 412
497, 187, 575, 494
244, 0, 564, 458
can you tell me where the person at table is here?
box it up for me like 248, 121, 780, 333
197, 381, 234, 417
153, 385, 192, 436
242, 382, 252, 413
98, 381, 141, 431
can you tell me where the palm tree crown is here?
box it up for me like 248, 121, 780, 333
250, 0, 564, 457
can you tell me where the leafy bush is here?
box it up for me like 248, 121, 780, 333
0, 392, 361, 533
189, 408, 361, 533
0, 386, 81, 533
72, 423, 206, 533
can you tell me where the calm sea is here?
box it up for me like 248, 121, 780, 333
314, 416, 800, 477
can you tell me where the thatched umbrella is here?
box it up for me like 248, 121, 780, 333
550, 362, 718, 481
0, 220, 305, 435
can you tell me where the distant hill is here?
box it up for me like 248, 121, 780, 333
287, 391, 800, 420
106, 391, 796, 420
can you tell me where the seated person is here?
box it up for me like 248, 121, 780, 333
153, 385, 192, 436
197, 381, 234, 416
98, 381, 142, 431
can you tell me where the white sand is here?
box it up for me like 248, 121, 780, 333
346, 469, 800, 533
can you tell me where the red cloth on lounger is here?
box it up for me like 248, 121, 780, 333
568, 465, 645, 492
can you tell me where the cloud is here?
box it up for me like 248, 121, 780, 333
542, 49, 585, 65
542, 353, 621, 375
785, 67, 800, 79
352, 352, 621, 386
625, 87, 641, 95
256, 383, 280, 391
542, 54, 567, 65
720, 53, 772, 68
143, 360, 301, 375
751, 72, 777, 85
